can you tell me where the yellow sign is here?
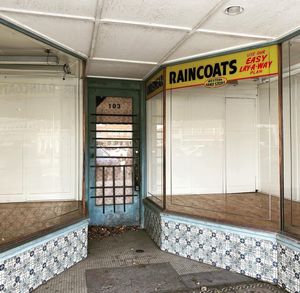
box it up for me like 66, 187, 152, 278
146, 69, 164, 99
166, 45, 278, 90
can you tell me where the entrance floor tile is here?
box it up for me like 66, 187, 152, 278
34, 230, 285, 293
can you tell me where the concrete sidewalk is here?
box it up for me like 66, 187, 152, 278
34, 230, 285, 293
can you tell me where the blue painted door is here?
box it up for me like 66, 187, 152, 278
88, 88, 141, 226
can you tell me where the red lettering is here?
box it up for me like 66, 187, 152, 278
246, 57, 252, 64
261, 55, 268, 62
257, 63, 264, 69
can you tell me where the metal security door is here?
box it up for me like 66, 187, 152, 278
88, 94, 140, 226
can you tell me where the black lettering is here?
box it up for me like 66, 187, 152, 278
170, 72, 176, 84
188, 67, 196, 81
213, 63, 221, 77
229, 59, 237, 74
177, 70, 184, 83
204, 65, 213, 78
146, 75, 164, 96
196, 66, 204, 79
220, 61, 229, 75
158, 76, 163, 87
184, 69, 188, 82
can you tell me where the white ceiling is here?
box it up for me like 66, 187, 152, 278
0, 0, 300, 80
0, 24, 80, 66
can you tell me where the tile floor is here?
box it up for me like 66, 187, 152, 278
34, 230, 285, 293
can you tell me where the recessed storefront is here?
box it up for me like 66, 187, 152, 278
1, 3, 300, 292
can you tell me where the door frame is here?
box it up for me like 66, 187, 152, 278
86, 78, 145, 226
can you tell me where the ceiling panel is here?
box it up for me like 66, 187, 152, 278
101, 0, 221, 28
167, 33, 267, 62
1, 13, 94, 56
87, 60, 155, 79
201, 0, 300, 37
94, 23, 186, 62
0, 0, 98, 17
0, 24, 46, 51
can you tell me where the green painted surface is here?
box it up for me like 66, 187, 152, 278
86, 78, 146, 226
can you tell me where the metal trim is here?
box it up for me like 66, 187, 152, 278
278, 44, 285, 232
0, 17, 87, 61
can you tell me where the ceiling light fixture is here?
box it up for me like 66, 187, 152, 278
224, 5, 244, 15
0, 64, 66, 73
0, 55, 59, 65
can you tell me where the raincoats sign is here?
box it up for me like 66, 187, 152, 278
166, 45, 278, 90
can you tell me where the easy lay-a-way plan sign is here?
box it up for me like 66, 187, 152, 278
166, 45, 278, 90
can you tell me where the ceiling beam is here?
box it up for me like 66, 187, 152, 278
0, 7, 95, 22
92, 57, 157, 65
143, 0, 230, 80
196, 28, 274, 40
100, 18, 191, 32
86, 0, 105, 76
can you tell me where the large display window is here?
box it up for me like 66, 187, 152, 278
146, 45, 281, 231
0, 23, 84, 249
166, 78, 279, 230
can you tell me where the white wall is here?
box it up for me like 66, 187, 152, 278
257, 80, 280, 196
0, 76, 82, 202
167, 91, 224, 194
225, 98, 256, 193
166, 82, 259, 195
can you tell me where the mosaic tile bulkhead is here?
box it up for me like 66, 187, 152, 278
278, 237, 300, 293
144, 200, 300, 293
0, 220, 88, 293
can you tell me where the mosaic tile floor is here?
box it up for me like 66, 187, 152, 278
34, 230, 285, 293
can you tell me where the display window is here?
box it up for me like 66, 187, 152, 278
282, 35, 300, 237
0, 24, 84, 248
146, 70, 164, 208
147, 45, 281, 231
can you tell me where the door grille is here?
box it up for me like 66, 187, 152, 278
89, 96, 139, 213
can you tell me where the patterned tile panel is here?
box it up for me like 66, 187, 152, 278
143, 201, 289, 290
278, 238, 300, 293
144, 202, 162, 246
160, 217, 278, 284
0, 221, 88, 293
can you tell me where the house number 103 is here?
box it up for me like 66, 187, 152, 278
109, 103, 121, 109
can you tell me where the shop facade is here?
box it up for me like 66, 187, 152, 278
1, 15, 300, 293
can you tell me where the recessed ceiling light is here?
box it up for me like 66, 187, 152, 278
224, 5, 244, 15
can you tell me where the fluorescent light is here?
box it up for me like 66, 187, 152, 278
0, 64, 65, 72
0, 55, 59, 65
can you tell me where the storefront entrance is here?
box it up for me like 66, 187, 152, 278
87, 80, 143, 226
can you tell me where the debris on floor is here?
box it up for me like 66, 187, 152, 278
88, 225, 140, 240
